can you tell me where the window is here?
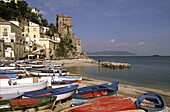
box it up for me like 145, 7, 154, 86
34, 28, 36, 31
33, 34, 36, 38
11, 39, 14, 42
3, 28, 8, 36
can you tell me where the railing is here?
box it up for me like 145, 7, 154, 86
3, 32, 8, 36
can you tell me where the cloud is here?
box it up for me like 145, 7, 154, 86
115, 42, 130, 47
39, 10, 47, 15
44, 2, 57, 11
108, 39, 115, 44
135, 41, 145, 46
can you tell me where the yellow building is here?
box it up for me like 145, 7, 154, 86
0, 18, 26, 59
29, 22, 40, 44
39, 34, 60, 59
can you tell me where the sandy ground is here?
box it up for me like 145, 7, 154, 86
47, 59, 170, 111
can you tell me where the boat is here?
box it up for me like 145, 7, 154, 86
72, 82, 119, 105
26, 62, 45, 68
0, 96, 57, 112
72, 96, 137, 112
0, 61, 4, 67
0, 74, 18, 79
136, 93, 166, 111
0, 92, 24, 101
58, 75, 82, 83
0, 70, 25, 74
51, 80, 75, 88
27, 67, 69, 76
0, 78, 48, 94
22, 84, 79, 102
77, 82, 119, 92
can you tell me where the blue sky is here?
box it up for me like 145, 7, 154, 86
24, 0, 170, 55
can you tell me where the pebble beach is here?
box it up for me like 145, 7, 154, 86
46, 59, 170, 112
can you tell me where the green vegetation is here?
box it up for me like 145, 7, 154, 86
0, 1, 57, 36
0, 1, 41, 24
56, 38, 76, 58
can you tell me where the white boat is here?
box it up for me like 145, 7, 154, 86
0, 78, 48, 94
26, 62, 45, 68
0, 92, 24, 101
27, 67, 69, 76
58, 75, 82, 83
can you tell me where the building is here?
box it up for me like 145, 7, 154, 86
56, 14, 83, 57
56, 14, 73, 39
29, 22, 40, 44
0, 39, 4, 58
0, 0, 18, 4
0, 18, 26, 59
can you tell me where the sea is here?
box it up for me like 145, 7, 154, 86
66, 56, 170, 91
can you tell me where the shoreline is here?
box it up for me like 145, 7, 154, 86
45, 59, 170, 111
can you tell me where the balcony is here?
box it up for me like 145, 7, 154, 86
3, 32, 8, 36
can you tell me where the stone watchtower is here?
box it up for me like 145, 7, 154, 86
56, 14, 73, 39
56, 14, 84, 57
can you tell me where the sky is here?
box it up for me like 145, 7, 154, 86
24, 0, 170, 55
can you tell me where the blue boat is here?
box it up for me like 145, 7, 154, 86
22, 84, 79, 102
72, 82, 119, 105
51, 81, 75, 88
136, 93, 166, 111
78, 82, 119, 92
0, 74, 18, 79
51, 80, 75, 84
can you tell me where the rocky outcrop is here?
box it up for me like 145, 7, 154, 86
100, 62, 131, 69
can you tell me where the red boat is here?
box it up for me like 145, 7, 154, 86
72, 96, 137, 112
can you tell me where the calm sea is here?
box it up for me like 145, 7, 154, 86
66, 56, 170, 91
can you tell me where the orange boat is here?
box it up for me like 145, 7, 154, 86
72, 96, 137, 112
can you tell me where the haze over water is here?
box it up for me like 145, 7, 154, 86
67, 56, 170, 91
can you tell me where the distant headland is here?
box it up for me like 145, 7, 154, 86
87, 51, 137, 56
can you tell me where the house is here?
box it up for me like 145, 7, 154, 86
0, 0, 18, 4
29, 22, 40, 44
0, 18, 26, 59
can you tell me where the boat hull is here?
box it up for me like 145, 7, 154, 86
0, 78, 48, 94
0, 96, 56, 112
58, 76, 82, 83
72, 96, 137, 112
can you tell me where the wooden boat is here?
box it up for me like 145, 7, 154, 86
51, 81, 75, 88
0, 70, 25, 75
26, 62, 45, 68
72, 96, 137, 112
0, 74, 18, 79
27, 67, 69, 76
35, 75, 79, 87
0, 96, 56, 112
58, 75, 82, 83
72, 85, 118, 105
22, 84, 79, 102
136, 93, 166, 111
78, 82, 119, 92
0, 92, 24, 101
0, 78, 48, 94
0, 61, 4, 67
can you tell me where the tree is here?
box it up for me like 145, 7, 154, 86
42, 19, 48, 27
48, 23, 56, 36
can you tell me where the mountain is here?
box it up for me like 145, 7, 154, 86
87, 51, 136, 56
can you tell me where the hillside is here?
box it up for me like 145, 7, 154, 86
87, 51, 136, 56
